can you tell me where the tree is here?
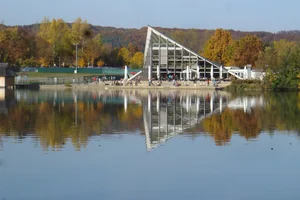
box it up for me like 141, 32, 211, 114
37, 18, 72, 67
0, 27, 33, 65
256, 40, 300, 89
255, 46, 277, 68
231, 35, 263, 67
36, 18, 52, 66
203, 29, 232, 65
97, 60, 105, 67
118, 47, 130, 65
78, 58, 86, 67
130, 52, 144, 68
71, 18, 92, 52
127, 43, 138, 58
84, 34, 103, 66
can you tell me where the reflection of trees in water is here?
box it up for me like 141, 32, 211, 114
202, 108, 262, 146
0, 91, 299, 150
201, 92, 300, 145
0, 100, 143, 151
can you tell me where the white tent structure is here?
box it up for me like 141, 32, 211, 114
179, 67, 198, 80
143, 26, 243, 80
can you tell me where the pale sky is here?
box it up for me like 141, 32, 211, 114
1, 0, 299, 32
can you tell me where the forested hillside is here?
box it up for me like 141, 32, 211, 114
19, 23, 300, 53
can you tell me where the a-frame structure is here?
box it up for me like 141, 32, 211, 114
143, 26, 243, 80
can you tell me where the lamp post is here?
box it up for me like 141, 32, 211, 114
74, 43, 78, 74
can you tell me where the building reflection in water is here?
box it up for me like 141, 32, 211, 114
142, 91, 231, 151
227, 96, 265, 113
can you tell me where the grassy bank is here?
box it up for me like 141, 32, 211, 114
225, 79, 300, 92
225, 80, 263, 92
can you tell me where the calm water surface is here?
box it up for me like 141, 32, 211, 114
0, 89, 300, 200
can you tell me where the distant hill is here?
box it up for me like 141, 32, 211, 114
88, 25, 300, 53
8, 24, 300, 53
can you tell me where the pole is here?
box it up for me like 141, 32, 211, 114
75, 44, 78, 74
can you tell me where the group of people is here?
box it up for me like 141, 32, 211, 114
148, 79, 162, 86
147, 77, 221, 87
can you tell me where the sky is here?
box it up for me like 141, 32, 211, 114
0, 0, 299, 32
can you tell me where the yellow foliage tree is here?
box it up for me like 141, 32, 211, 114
39, 58, 50, 67
130, 52, 144, 68
97, 60, 105, 67
118, 47, 130, 65
203, 29, 232, 65
78, 58, 86, 67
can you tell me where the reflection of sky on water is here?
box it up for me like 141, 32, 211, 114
1, 132, 300, 200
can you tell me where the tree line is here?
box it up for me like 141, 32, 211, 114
0, 18, 144, 68
203, 29, 300, 89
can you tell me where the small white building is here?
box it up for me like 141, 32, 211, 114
224, 65, 265, 80
251, 69, 266, 80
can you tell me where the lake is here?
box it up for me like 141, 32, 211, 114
0, 89, 300, 200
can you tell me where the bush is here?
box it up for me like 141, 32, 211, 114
226, 79, 263, 92
64, 83, 72, 87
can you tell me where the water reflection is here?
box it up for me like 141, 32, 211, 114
202, 93, 300, 146
0, 89, 15, 114
0, 89, 299, 151
143, 91, 231, 150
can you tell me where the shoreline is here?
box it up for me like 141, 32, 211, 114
39, 81, 231, 90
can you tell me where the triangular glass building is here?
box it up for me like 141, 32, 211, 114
143, 26, 242, 80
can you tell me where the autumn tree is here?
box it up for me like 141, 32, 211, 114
71, 18, 92, 45
36, 18, 72, 67
118, 47, 130, 65
71, 18, 94, 66
127, 43, 138, 58
97, 60, 105, 67
84, 33, 103, 66
203, 29, 232, 65
0, 27, 33, 65
231, 35, 263, 67
130, 52, 144, 68
36, 18, 52, 66
71, 18, 92, 52
78, 58, 87, 67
